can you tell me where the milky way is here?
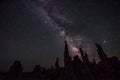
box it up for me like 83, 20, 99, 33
31, 0, 94, 56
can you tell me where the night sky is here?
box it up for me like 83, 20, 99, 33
0, 0, 120, 72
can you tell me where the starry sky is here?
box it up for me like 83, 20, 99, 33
0, 0, 120, 72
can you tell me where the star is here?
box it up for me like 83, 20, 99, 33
103, 40, 107, 43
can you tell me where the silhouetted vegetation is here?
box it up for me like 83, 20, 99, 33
1, 41, 120, 80
8, 60, 23, 76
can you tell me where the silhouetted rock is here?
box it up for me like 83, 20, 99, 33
95, 43, 108, 61
93, 58, 96, 65
55, 57, 60, 69
64, 41, 72, 68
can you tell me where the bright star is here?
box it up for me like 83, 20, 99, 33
103, 40, 107, 43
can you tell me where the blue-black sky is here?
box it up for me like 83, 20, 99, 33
0, 0, 120, 72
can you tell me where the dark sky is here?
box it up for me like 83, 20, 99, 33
0, 0, 120, 72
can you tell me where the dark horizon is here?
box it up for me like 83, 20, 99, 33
0, 41, 120, 80
0, 41, 119, 72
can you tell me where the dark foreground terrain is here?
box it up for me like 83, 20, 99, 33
0, 41, 120, 80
